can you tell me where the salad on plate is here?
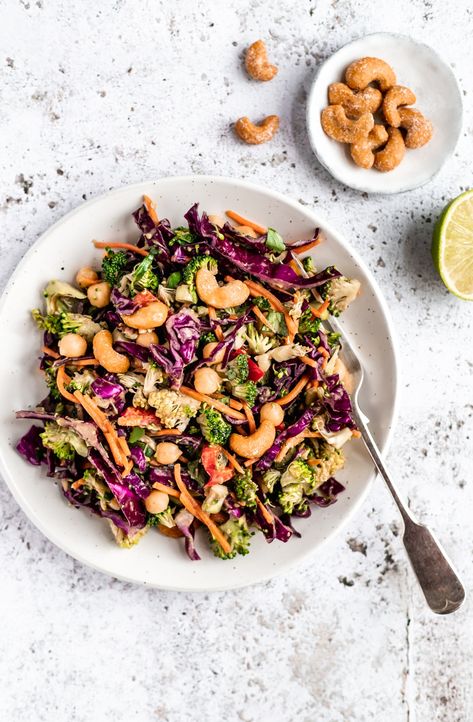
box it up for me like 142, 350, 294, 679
16, 197, 361, 561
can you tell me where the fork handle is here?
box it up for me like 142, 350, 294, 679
353, 409, 466, 614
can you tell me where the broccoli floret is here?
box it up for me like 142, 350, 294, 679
148, 507, 175, 528
43, 280, 86, 314
148, 389, 200, 430
244, 325, 275, 355
210, 516, 252, 560
320, 276, 361, 316
68, 369, 96, 393
298, 307, 322, 335
261, 469, 281, 494
231, 381, 258, 407
278, 458, 314, 514
40, 422, 88, 460
252, 296, 271, 313
311, 442, 345, 485
101, 250, 129, 286
32, 310, 101, 340
129, 252, 159, 294
171, 227, 198, 246
44, 364, 61, 401
197, 406, 232, 445
234, 470, 258, 508
303, 256, 317, 274
202, 484, 228, 514
200, 331, 217, 345
182, 255, 218, 303
226, 354, 249, 383
109, 523, 148, 548
32, 309, 63, 335
166, 271, 182, 289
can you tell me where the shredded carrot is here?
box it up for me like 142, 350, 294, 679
229, 398, 244, 411
244, 458, 257, 467
289, 259, 301, 275
56, 366, 79, 403
298, 355, 319, 369
71, 479, 84, 490
352, 429, 361, 438
179, 454, 190, 464
152, 481, 181, 498
243, 279, 298, 340
252, 305, 274, 332
225, 210, 267, 236
293, 238, 321, 255
143, 194, 158, 223
122, 458, 134, 476
318, 345, 330, 359
307, 458, 322, 467
310, 298, 330, 318
105, 430, 127, 468
256, 498, 273, 525
42, 345, 60, 359
221, 448, 245, 475
208, 306, 224, 341
308, 379, 319, 389
75, 390, 129, 468
117, 436, 130, 457
93, 241, 149, 257
242, 403, 256, 434
174, 464, 232, 554
150, 429, 182, 437
275, 430, 322, 463
180, 386, 246, 420
274, 374, 309, 406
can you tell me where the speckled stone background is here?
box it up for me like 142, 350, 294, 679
1, 1, 472, 721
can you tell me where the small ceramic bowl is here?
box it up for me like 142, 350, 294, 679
306, 33, 463, 194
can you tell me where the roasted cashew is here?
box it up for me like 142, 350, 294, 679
229, 420, 276, 459
398, 108, 433, 148
123, 301, 168, 330
328, 82, 382, 117
245, 39, 278, 81
321, 105, 374, 144
93, 329, 130, 373
345, 57, 396, 92
196, 267, 249, 309
373, 128, 405, 172
382, 85, 416, 127
235, 115, 279, 145
350, 124, 389, 169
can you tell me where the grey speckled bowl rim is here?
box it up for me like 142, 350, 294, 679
306, 32, 464, 195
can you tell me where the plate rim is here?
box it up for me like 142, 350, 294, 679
306, 31, 464, 195
0, 175, 400, 591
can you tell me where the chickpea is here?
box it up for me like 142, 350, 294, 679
136, 331, 159, 348
145, 490, 169, 515
75, 266, 99, 288
58, 333, 88, 358
260, 402, 284, 426
155, 442, 182, 465
87, 281, 111, 308
194, 367, 220, 395
202, 342, 225, 364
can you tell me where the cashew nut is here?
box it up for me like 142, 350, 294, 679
93, 329, 130, 373
345, 56, 396, 92
235, 115, 279, 145
196, 267, 249, 309
328, 82, 382, 117
245, 39, 278, 81
398, 108, 433, 148
321, 105, 374, 144
373, 127, 405, 172
229, 420, 276, 459
75, 266, 99, 288
123, 301, 168, 330
350, 124, 389, 169
260, 402, 284, 426
382, 85, 416, 127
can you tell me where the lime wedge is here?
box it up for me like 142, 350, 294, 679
432, 190, 473, 300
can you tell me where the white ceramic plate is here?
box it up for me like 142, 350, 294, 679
0, 176, 398, 591
307, 33, 463, 194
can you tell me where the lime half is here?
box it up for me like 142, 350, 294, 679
432, 190, 473, 300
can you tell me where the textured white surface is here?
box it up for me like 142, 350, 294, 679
0, 1, 472, 721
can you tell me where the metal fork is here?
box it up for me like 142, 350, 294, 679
293, 258, 465, 614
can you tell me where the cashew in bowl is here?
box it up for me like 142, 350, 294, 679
245, 39, 278, 81
321, 105, 374, 144
123, 301, 168, 330
93, 329, 130, 373
373, 128, 405, 172
195, 267, 249, 309
235, 115, 279, 145
382, 85, 417, 127
398, 108, 433, 148
328, 82, 382, 117
345, 56, 396, 92
229, 420, 276, 459
350, 124, 389, 169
